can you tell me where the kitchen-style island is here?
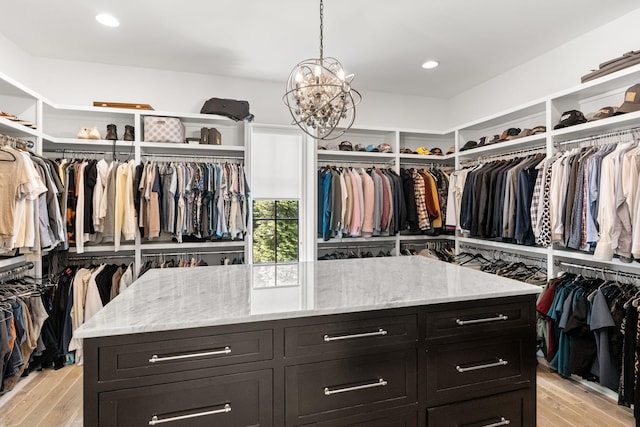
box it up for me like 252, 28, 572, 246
76, 256, 542, 426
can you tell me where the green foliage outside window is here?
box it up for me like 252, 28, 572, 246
253, 200, 299, 263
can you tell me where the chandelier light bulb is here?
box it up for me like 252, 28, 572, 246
337, 69, 345, 81
314, 64, 322, 78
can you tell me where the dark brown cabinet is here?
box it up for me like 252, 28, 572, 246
84, 295, 536, 426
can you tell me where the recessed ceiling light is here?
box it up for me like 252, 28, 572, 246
96, 13, 120, 27
421, 60, 439, 70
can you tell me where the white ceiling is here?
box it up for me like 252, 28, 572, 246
2, 1, 638, 99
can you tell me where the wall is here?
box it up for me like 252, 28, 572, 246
447, 8, 640, 127
0, 31, 447, 131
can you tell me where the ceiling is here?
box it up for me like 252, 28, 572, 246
1, 1, 638, 99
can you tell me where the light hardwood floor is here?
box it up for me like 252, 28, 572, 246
0, 364, 635, 426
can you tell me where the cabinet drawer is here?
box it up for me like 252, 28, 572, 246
98, 370, 272, 426
286, 350, 417, 425
426, 300, 531, 340
428, 389, 533, 427
302, 411, 417, 427
285, 314, 417, 357
99, 329, 272, 381
426, 334, 534, 405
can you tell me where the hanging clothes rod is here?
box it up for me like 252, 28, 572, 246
0, 133, 35, 149
67, 254, 135, 262
556, 260, 640, 280
0, 261, 35, 279
458, 244, 547, 263
44, 149, 134, 157
318, 242, 396, 250
460, 146, 546, 165
555, 126, 640, 147
142, 153, 244, 161
319, 161, 395, 168
142, 249, 244, 257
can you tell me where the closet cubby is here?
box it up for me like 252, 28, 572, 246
550, 63, 640, 142
398, 130, 455, 161
316, 127, 397, 152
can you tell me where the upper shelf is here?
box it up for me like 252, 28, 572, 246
317, 150, 396, 164
457, 133, 547, 158
551, 109, 640, 143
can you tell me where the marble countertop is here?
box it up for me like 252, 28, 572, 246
75, 257, 542, 338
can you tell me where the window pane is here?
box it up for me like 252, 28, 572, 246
276, 200, 299, 219
276, 220, 298, 262
253, 200, 275, 218
253, 220, 276, 263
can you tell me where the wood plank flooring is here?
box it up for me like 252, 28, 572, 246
0, 364, 635, 426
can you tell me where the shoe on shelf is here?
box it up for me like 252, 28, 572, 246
123, 125, 135, 141
105, 124, 118, 140
77, 127, 90, 139
88, 126, 101, 140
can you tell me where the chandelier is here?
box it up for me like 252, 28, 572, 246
283, 0, 361, 140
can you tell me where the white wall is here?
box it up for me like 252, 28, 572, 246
447, 8, 640, 127
0, 40, 447, 131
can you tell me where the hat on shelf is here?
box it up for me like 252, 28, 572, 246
554, 110, 587, 129
500, 128, 521, 141
400, 148, 414, 154
318, 145, 327, 150
460, 141, 477, 151
338, 140, 353, 151
378, 143, 392, 153
355, 144, 366, 151
415, 146, 431, 155
617, 84, 640, 114
530, 125, 546, 135
446, 146, 455, 155
510, 128, 533, 139
365, 144, 380, 152
587, 106, 617, 121
431, 147, 443, 156
477, 136, 488, 146
486, 134, 501, 145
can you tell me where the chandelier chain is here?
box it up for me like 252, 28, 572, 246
319, 0, 324, 60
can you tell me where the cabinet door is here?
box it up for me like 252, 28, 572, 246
98, 370, 272, 426
285, 314, 417, 358
302, 411, 418, 426
426, 333, 534, 405
427, 389, 533, 426
99, 329, 272, 381
285, 350, 417, 426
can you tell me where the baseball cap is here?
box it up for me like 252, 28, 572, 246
588, 106, 617, 121
399, 148, 413, 154
378, 143, 392, 153
486, 134, 501, 145
338, 141, 353, 151
531, 126, 546, 135
415, 146, 431, 155
365, 144, 379, 152
500, 128, 521, 141
510, 129, 533, 139
446, 146, 455, 155
431, 147, 443, 156
460, 141, 477, 151
617, 84, 640, 114
355, 144, 366, 152
554, 110, 587, 129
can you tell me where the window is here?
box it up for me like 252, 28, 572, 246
252, 200, 299, 264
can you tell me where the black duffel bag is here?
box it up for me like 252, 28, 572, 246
200, 98, 254, 122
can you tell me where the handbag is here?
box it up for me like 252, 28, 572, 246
200, 98, 254, 122
143, 116, 185, 143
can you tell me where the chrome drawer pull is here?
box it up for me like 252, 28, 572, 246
323, 328, 388, 342
456, 358, 508, 373
148, 403, 231, 425
483, 417, 511, 427
148, 346, 231, 363
324, 378, 388, 395
455, 314, 508, 326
